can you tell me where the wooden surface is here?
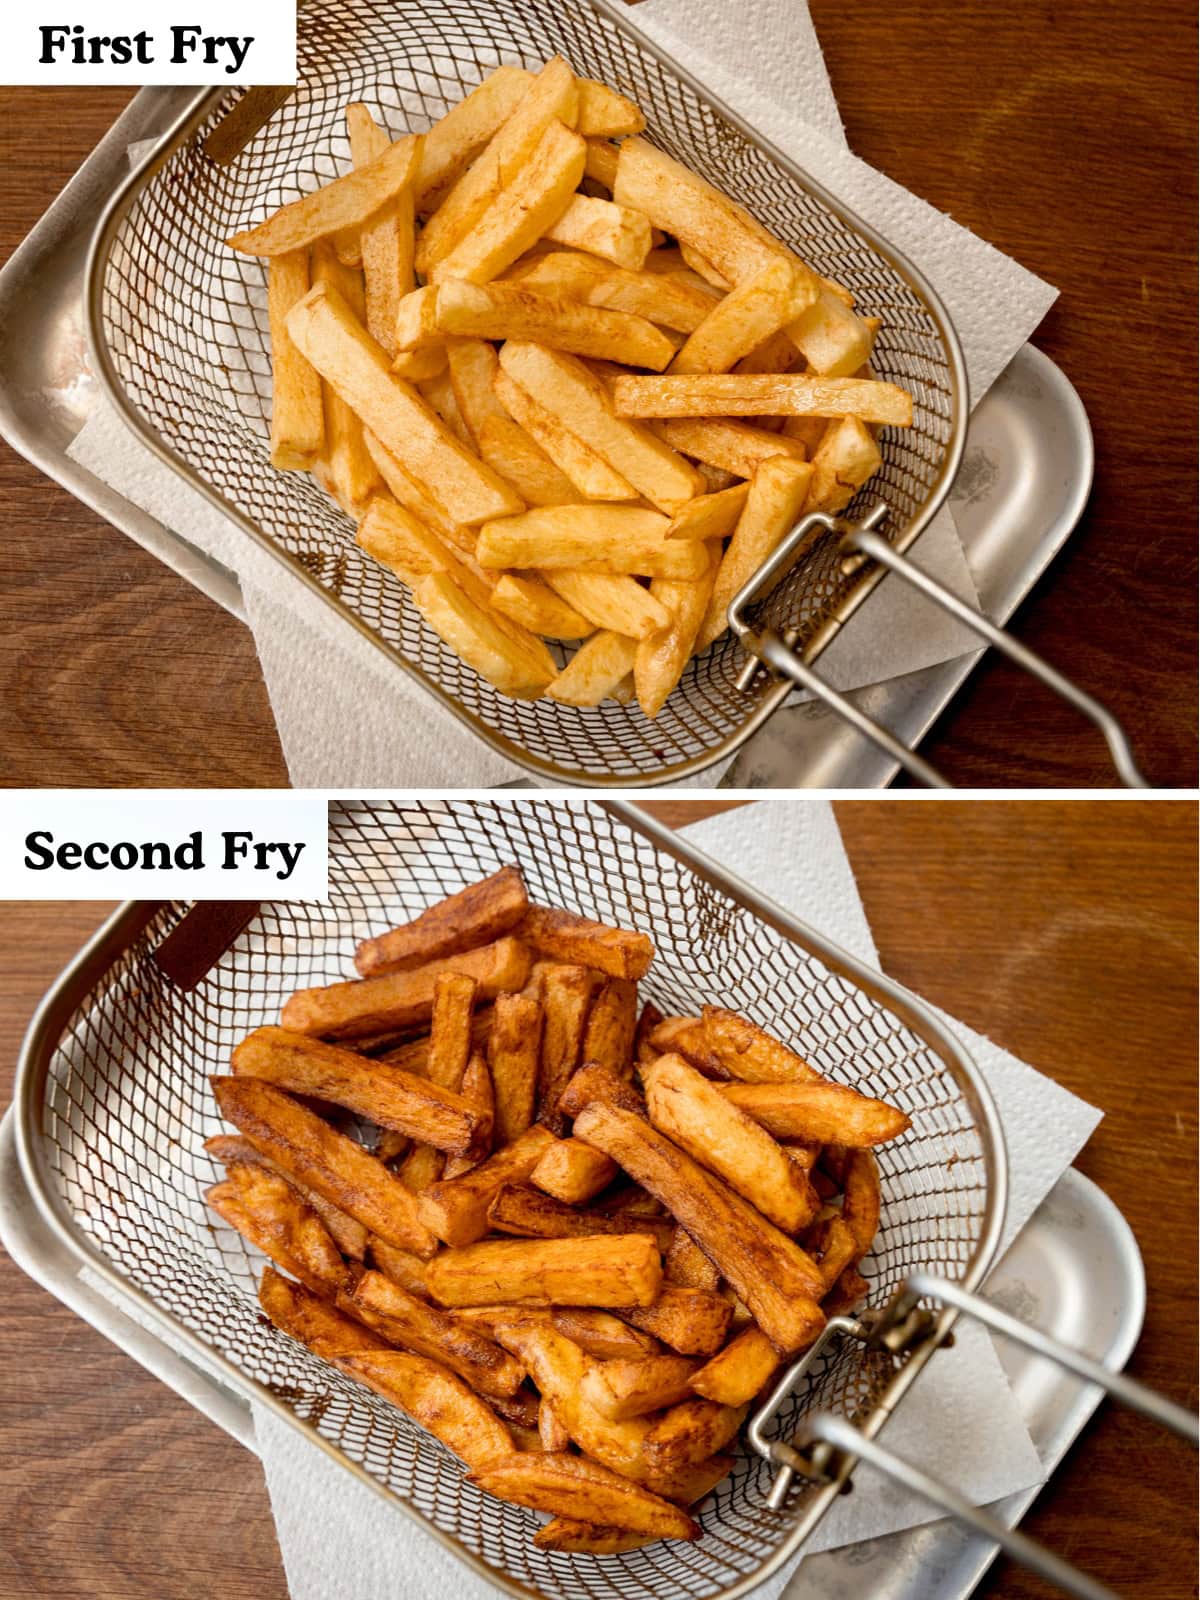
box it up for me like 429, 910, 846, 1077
0, 0, 1196, 786
1, 800, 1196, 1597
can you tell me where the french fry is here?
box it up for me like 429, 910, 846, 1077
576, 80, 645, 138
417, 57, 579, 273
431, 120, 587, 284
258, 1266, 389, 1359
311, 248, 385, 514
493, 368, 636, 499
417, 1125, 558, 1247
841, 1149, 882, 1255
634, 999, 666, 1063
431, 279, 675, 369
809, 1214, 860, 1290
679, 242, 733, 290
425, 972, 477, 1093
582, 978, 638, 1076
267, 251, 324, 469
580, 1354, 699, 1420
543, 196, 653, 270
369, 1237, 433, 1300
583, 139, 621, 190
642, 1397, 748, 1471
545, 570, 671, 639
718, 1082, 911, 1147
421, 569, 561, 694
486, 1183, 673, 1251
806, 414, 883, 514
664, 1225, 720, 1292
572, 1098, 825, 1354
534, 1519, 653, 1555
491, 1387, 543, 1430
377, 1009, 494, 1074
654, 417, 807, 479
547, 631, 638, 706
476, 415, 580, 506
212, 1077, 438, 1257
529, 1137, 618, 1204
616, 1287, 732, 1357
468, 1453, 698, 1542
391, 345, 451, 381
231, 1026, 490, 1154
515, 250, 718, 333
488, 992, 544, 1146
643, 1049, 819, 1233
635, 550, 718, 719
346, 103, 414, 356
522, 904, 654, 980
397, 1143, 445, 1193
206, 1134, 368, 1259
697, 455, 815, 652
286, 283, 523, 525
361, 427, 478, 547
537, 963, 602, 1132
228, 134, 423, 255
441, 1052, 495, 1179
498, 342, 701, 513
612, 373, 914, 427
281, 937, 529, 1041
734, 325, 806, 376
557, 1065, 647, 1121
444, 339, 510, 445
417, 365, 474, 445
355, 866, 528, 977
480, 504, 706, 578
426, 1234, 662, 1308
490, 574, 592, 639
415, 65, 533, 213
539, 1397, 572, 1452
648, 1016, 727, 1077
346, 1269, 527, 1397
670, 256, 817, 375
790, 285, 878, 376
690, 1325, 779, 1405
701, 1006, 823, 1083
551, 1308, 660, 1360
206, 1165, 353, 1297
824, 1264, 870, 1317
333, 1350, 514, 1471
664, 483, 750, 541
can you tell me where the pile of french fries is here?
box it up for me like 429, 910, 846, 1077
230, 58, 914, 718
203, 864, 912, 1554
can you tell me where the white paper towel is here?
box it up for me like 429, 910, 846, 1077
252, 798, 1101, 1599
66, 0, 1053, 788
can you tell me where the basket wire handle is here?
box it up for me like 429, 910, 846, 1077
727, 503, 1149, 788
751, 1272, 1198, 1600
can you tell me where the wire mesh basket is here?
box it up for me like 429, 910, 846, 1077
85, 0, 967, 786
16, 800, 1005, 1600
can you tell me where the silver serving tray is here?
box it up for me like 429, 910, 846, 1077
0, 88, 1092, 789
0, 1104, 1142, 1600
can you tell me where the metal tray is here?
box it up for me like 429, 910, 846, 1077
0, 1111, 1142, 1600
0, 88, 1091, 790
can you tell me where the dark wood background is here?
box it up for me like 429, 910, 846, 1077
1, 800, 1196, 1598
0, 0, 1196, 787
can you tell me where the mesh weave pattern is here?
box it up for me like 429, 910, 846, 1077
97, 0, 959, 783
35, 801, 989, 1600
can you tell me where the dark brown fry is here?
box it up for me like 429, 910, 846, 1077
355, 866, 529, 976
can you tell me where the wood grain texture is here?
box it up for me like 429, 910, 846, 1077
0, 0, 1196, 786
1, 802, 1195, 1597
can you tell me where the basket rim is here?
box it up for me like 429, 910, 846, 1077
82, 0, 969, 788
13, 799, 1007, 1600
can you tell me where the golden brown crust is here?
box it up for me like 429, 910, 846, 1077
355, 866, 529, 976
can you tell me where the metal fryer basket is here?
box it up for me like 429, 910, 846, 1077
16, 800, 1005, 1600
86, 0, 967, 787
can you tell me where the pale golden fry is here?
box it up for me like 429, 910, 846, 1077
228, 134, 423, 255
515, 250, 719, 333
445, 339, 510, 444
416, 65, 533, 213
654, 417, 807, 479
418, 365, 474, 445
806, 414, 884, 514
347, 1269, 527, 1397
469, 1452, 698, 1541
391, 346, 451, 381
411, 570, 557, 698
334, 1349, 514, 1470
544, 195, 653, 271
311, 249, 384, 514
547, 630, 639, 707
476, 415, 580, 506
701, 1005, 824, 1083
346, 103, 414, 356
498, 341, 701, 513
790, 286, 879, 376
529, 1136, 618, 1204
258, 1266, 388, 1359
521, 904, 654, 981
697, 455, 814, 653
670, 256, 816, 375
616, 1286, 732, 1357
613, 373, 914, 426
635, 551, 717, 719
417, 1125, 557, 1247
361, 427, 476, 546
267, 251, 324, 469
576, 79, 646, 138
231, 1026, 489, 1155
431, 119, 587, 285
212, 1076, 438, 1257
280, 935, 530, 1041
583, 139, 621, 190
478, 505, 707, 579
432, 278, 675, 368
490, 574, 592, 639
545, 570, 671, 640
719, 1082, 911, 1147
664, 483, 750, 541
494, 369, 637, 500
355, 865, 527, 977
286, 283, 522, 525
487, 991, 544, 1146
572, 1096, 825, 1355
426, 1233, 662, 1308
